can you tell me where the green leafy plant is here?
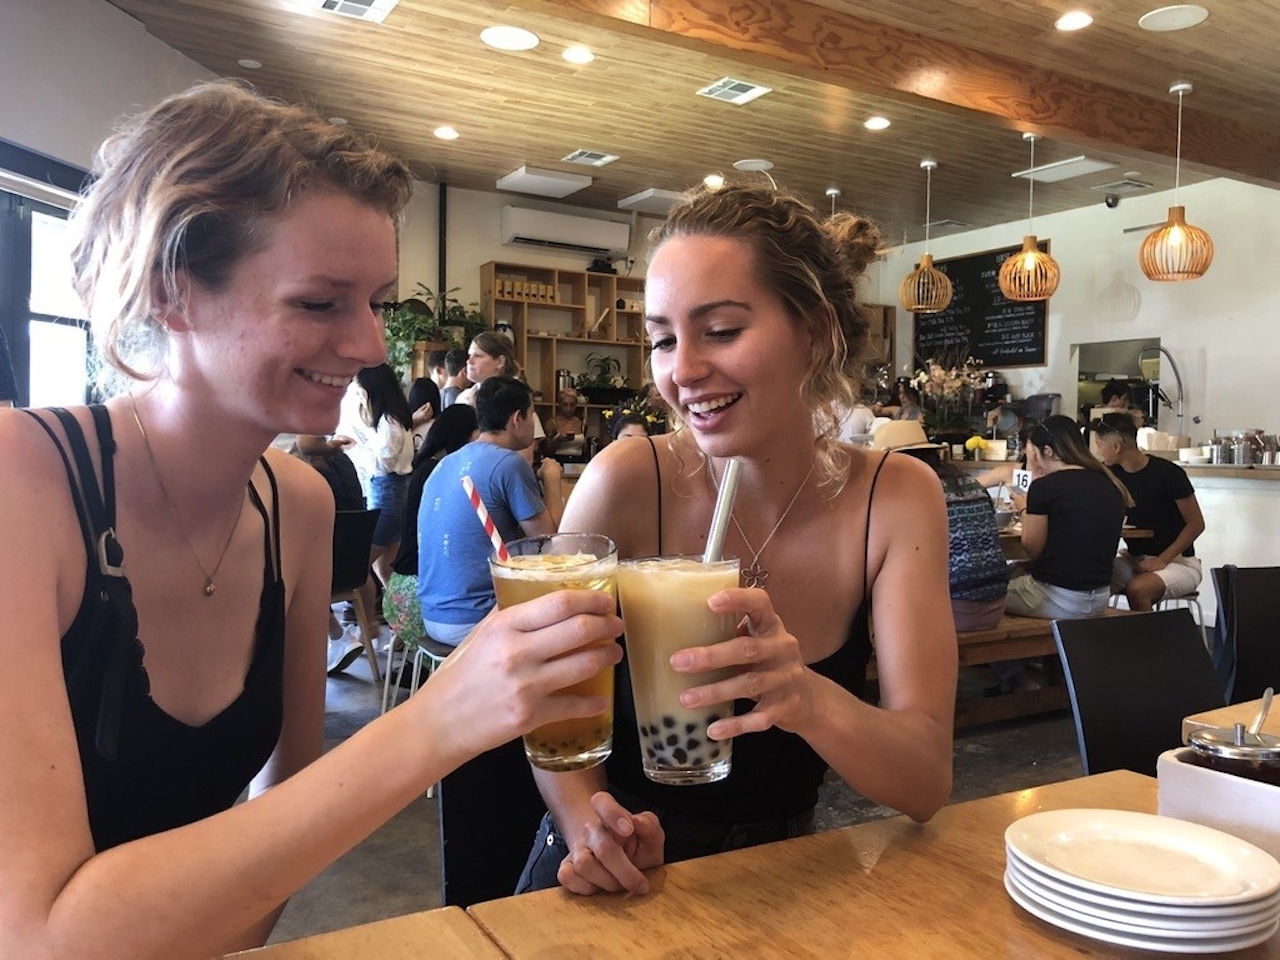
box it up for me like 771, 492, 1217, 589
382, 283, 490, 374
575, 353, 625, 389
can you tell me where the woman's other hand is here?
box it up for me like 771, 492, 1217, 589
419, 590, 623, 763
557, 791, 664, 895
670, 587, 816, 739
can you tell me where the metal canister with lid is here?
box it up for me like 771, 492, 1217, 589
1185, 724, 1280, 787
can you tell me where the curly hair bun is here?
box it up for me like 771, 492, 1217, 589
827, 212, 882, 276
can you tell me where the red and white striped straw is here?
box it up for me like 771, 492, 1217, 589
461, 475, 510, 562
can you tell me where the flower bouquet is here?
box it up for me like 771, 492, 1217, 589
911, 355, 984, 437
602, 389, 668, 435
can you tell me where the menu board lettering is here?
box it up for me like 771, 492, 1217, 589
912, 242, 1048, 367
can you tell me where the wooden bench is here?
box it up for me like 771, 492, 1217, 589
866, 609, 1130, 728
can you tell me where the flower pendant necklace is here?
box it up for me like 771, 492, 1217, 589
708, 458, 816, 589
130, 397, 244, 597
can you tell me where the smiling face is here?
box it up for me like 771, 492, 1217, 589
175, 190, 396, 438
466, 342, 505, 383
644, 234, 811, 459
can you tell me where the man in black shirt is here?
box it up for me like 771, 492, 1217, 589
1089, 413, 1206, 611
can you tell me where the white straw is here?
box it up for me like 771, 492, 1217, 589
703, 458, 742, 563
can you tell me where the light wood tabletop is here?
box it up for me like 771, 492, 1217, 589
1184, 697, 1280, 742
226, 906, 504, 959
468, 771, 1280, 959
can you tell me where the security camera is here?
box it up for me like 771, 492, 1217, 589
1104, 193, 1120, 209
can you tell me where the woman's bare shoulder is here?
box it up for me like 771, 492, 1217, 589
262, 447, 333, 515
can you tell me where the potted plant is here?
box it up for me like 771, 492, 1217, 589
383, 292, 442, 380
417, 284, 489, 348
575, 353, 631, 406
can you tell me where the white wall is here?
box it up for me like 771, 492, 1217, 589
872, 178, 1280, 442
402, 185, 662, 306
0, 0, 212, 170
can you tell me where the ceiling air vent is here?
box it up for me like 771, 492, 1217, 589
313, 0, 399, 23
562, 149, 619, 167
695, 77, 772, 105
1091, 178, 1153, 195
1012, 155, 1116, 183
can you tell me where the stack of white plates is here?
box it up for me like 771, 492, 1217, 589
1005, 809, 1280, 953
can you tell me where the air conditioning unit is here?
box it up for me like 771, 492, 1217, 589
500, 206, 630, 257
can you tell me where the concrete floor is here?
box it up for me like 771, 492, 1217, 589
268, 659, 1083, 945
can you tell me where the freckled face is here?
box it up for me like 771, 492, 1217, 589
178, 190, 397, 437
644, 234, 810, 458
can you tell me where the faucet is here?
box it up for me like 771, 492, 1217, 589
1138, 345, 1184, 436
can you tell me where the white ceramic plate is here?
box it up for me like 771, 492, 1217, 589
1006, 858, 1280, 936
1005, 872, 1280, 954
1005, 809, 1280, 905
1006, 847, 1280, 918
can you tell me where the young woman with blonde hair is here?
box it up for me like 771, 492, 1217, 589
518, 183, 957, 895
0, 81, 621, 957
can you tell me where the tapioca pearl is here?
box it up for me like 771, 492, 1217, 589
651, 740, 665, 754
685, 722, 697, 734
665, 734, 679, 747
662, 716, 676, 729
710, 748, 720, 759
672, 748, 687, 764
686, 738, 699, 750
644, 746, 656, 759
706, 713, 721, 725
691, 754, 703, 766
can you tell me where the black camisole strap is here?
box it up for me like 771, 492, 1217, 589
21, 410, 97, 560
647, 437, 663, 555
863, 451, 893, 612
246, 457, 282, 580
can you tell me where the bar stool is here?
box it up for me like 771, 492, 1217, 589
381, 634, 456, 714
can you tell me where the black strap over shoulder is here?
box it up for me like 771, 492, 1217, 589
28, 406, 144, 762
647, 437, 663, 555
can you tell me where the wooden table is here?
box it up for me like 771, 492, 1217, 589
227, 906, 504, 959
470, 770, 1279, 958
1184, 697, 1280, 742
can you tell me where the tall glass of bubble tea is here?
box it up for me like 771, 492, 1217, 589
616, 556, 740, 784
489, 533, 618, 772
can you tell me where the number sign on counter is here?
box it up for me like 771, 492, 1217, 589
912, 242, 1049, 368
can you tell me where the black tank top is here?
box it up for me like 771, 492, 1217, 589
26, 406, 287, 851
605, 445, 884, 824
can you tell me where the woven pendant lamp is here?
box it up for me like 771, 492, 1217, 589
899, 160, 953, 313
998, 134, 1060, 302
1140, 82, 1213, 281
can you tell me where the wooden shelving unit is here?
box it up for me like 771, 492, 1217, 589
480, 261, 648, 423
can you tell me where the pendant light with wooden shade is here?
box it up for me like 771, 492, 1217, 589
898, 159, 953, 313
998, 133, 1060, 302
1139, 81, 1213, 281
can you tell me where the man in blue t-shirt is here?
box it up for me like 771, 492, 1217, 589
417, 376, 555, 645
1089, 413, 1206, 611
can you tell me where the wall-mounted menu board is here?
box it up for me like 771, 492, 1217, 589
911, 242, 1049, 368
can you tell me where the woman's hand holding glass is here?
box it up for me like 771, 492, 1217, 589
422, 590, 623, 764
669, 587, 816, 739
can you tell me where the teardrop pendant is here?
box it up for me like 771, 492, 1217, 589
204, 579, 216, 597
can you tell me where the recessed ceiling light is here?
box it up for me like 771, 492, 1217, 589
1055, 10, 1093, 30
237, 58, 262, 69
863, 116, 891, 131
733, 159, 773, 172
562, 45, 595, 65
704, 174, 725, 190
1138, 4, 1208, 31
433, 126, 459, 140
328, 116, 348, 126
480, 25, 539, 51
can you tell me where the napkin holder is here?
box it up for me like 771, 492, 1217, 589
1157, 748, 1280, 862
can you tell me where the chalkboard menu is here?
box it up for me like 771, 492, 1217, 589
912, 242, 1049, 368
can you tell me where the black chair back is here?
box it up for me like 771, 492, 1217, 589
1213, 565, 1280, 704
1053, 609, 1225, 776
331, 509, 379, 595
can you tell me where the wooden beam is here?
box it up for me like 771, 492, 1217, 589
537, 0, 1280, 186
